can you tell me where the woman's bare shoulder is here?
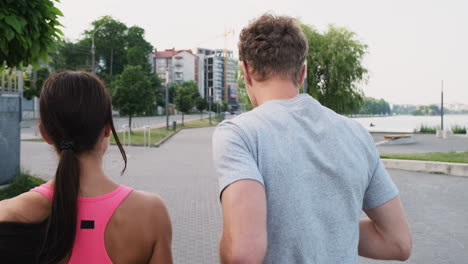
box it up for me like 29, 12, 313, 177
0, 191, 51, 223
121, 190, 171, 231
124, 190, 169, 217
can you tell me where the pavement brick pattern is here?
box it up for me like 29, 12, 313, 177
21, 127, 468, 263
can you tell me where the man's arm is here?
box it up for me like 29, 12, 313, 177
359, 196, 412, 261
220, 180, 267, 264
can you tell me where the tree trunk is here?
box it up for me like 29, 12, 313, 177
200, 111, 203, 120
182, 113, 184, 126
128, 114, 132, 133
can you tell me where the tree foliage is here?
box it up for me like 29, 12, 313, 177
301, 24, 368, 114
50, 40, 91, 71
412, 105, 440, 116
149, 74, 165, 109
196, 97, 208, 119
126, 26, 153, 72
236, 65, 253, 111
0, 0, 63, 68
81, 17, 153, 79
84, 16, 128, 77
174, 81, 199, 125
356, 97, 391, 115
23, 67, 50, 99
112, 65, 154, 131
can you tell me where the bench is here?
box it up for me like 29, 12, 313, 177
383, 135, 412, 140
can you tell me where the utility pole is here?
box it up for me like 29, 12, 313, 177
441, 80, 444, 131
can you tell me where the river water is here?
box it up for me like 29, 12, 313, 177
351, 114, 468, 133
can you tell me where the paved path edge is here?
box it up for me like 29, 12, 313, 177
382, 158, 468, 177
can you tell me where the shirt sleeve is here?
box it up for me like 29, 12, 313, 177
363, 157, 399, 210
212, 121, 264, 199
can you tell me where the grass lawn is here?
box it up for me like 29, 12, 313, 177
380, 152, 468, 164
0, 173, 46, 200
110, 118, 220, 146
23, 118, 220, 146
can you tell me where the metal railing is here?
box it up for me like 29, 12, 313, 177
0, 68, 23, 96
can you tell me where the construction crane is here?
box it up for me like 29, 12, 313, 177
223, 28, 235, 104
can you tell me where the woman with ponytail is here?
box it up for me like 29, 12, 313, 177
0, 71, 173, 263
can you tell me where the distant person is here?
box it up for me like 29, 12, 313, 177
213, 14, 412, 263
0, 72, 172, 263
370, 123, 375, 127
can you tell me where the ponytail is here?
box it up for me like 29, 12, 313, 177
39, 146, 80, 263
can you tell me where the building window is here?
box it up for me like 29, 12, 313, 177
175, 72, 183, 79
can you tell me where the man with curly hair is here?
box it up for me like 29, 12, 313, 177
213, 14, 412, 263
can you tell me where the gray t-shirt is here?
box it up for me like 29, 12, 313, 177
212, 94, 398, 263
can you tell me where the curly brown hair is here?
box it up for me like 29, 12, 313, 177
239, 14, 308, 86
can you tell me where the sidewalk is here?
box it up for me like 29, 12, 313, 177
20, 114, 207, 140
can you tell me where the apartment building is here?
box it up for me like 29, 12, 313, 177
196, 48, 238, 109
153, 48, 200, 87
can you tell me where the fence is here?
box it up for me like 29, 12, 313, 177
0, 67, 22, 184
0, 68, 23, 96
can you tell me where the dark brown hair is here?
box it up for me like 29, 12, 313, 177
238, 14, 308, 86
37, 71, 127, 263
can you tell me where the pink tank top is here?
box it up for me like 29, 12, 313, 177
30, 184, 133, 263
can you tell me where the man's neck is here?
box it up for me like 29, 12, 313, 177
253, 78, 299, 106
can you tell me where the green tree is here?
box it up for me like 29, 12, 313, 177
23, 67, 50, 99
196, 97, 208, 120
236, 66, 253, 111
84, 16, 128, 77
301, 24, 368, 114
112, 65, 154, 132
357, 97, 391, 115
412, 105, 440, 116
0, 0, 63, 68
221, 102, 229, 112
126, 26, 153, 73
50, 40, 91, 71
150, 74, 165, 109
174, 81, 199, 125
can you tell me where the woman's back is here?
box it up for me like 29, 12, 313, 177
0, 183, 171, 264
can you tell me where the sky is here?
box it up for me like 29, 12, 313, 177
56, 0, 468, 105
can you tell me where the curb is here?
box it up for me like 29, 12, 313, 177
113, 125, 218, 148
154, 129, 182, 148
382, 159, 468, 177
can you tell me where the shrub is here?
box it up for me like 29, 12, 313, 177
414, 124, 437, 134
451, 125, 467, 134
0, 173, 45, 200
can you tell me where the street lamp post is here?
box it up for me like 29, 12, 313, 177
441, 80, 444, 131
91, 24, 106, 74
165, 71, 169, 130
208, 87, 212, 125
